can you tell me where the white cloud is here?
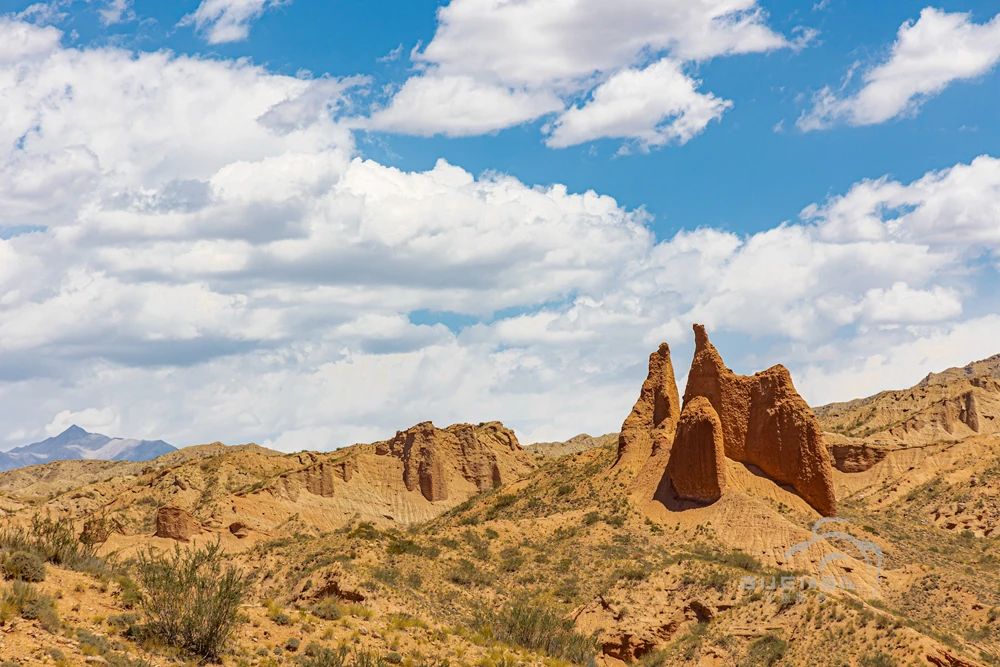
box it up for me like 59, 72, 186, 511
368, 0, 792, 148
180, 0, 288, 44
45, 407, 120, 437
0, 19, 997, 452
858, 283, 962, 324
799, 8, 1000, 130
805, 154, 1000, 254
797, 315, 1000, 405
367, 75, 563, 137
545, 58, 732, 150
416, 0, 788, 87
98, 0, 132, 25
0, 16, 60, 63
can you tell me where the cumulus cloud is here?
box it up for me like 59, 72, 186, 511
545, 59, 732, 150
0, 16, 60, 62
98, 0, 132, 25
799, 7, 1000, 130
0, 18, 997, 452
46, 407, 120, 436
367, 75, 563, 137
180, 0, 288, 44
367, 0, 792, 148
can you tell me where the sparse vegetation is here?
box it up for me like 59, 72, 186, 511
742, 634, 788, 666
2, 550, 46, 582
475, 599, 598, 665
0, 580, 59, 631
0, 515, 106, 574
133, 540, 251, 660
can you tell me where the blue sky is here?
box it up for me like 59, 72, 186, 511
9, 0, 997, 236
0, 0, 998, 450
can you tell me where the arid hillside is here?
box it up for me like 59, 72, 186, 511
816, 354, 1000, 445
0, 333, 997, 667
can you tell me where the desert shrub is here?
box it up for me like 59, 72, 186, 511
741, 634, 787, 666
0, 580, 60, 631
386, 538, 439, 558
2, 551, 46, 582
0, 515, 106, 574
311, 597, 343, 620
286, 637, 302, 651
352, 651, 389, 667
133, 540, 251, 660
79, 512, 116, 546
447, 558, 488, 586
476, 599, 598, 665
636, 650, 670, 666
860, 653, 898, 667
372, 565, 399, 586
297, 644, 348, 667
115, 575, 142, 608
498, 547, 524, 573
347, 523, 382, 541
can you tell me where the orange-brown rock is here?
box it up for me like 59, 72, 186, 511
228, 521, 250, 538
154, 506, 200, 541
297, 459, 357, 497
375, 421, 527, 502
615, 343, 681, 470
666, 396, 727, 503
683, 324, 836, 516
828, 442, 889, 473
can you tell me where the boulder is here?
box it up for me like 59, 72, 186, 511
666, 396, 727, 503
228, 521, 250, 538
154, 506, 200, 541
683, 324, 836, 516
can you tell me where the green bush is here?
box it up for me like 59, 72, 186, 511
0, 580, 60, 632
741, 634, 788, 667
0, 515, 105, 574
311, 597, 343, 620
116, 575, 142, 608
297, 644, 347, 667
476, 599, 598, 665
133, 540, 251, 660
2, 551, 46, 582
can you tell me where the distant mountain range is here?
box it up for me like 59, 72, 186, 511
0, 425, 176, 472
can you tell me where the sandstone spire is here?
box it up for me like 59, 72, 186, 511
682, 324, 836, 516
666, 396, 727, 503
614, 343, 681, 471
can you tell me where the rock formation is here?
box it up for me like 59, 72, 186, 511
615, 343, 681, 471
682, 324, 836, 516
814, 354, 1000, 446
154, 506, 200, 541
666, 396, 727, 503
228, 521, 250, 538
828, 441, 889, 473
375, 421, 527, 502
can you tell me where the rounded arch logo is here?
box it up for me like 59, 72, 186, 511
741, 518, 884, 600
